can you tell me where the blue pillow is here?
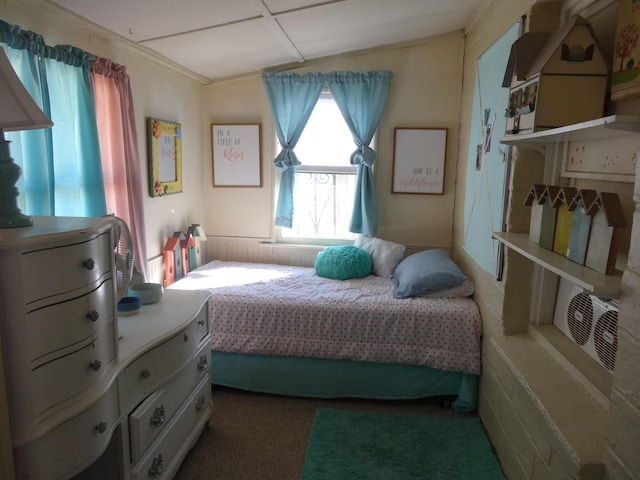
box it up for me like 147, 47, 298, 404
392, 249, 467, 298
315, 245, 372, 280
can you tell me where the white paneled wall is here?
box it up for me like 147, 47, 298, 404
147, 236, 432, 286
207, 237, 322, 267
146, 255, 165, 285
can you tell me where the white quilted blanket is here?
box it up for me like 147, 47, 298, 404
170, 260, 482, 375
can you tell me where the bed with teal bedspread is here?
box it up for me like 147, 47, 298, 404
170, 260, 481, 413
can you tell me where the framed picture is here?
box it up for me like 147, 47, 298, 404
392, 127, 447, 194
211, 123, 262, 187
147, 118, 182, 197
611, 0, 640, 101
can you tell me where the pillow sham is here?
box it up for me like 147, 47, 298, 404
354, 235, 405, 277
392, 248, 468, 299
315, 245, 372, 280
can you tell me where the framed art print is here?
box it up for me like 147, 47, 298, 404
147, 117, 182, 197
392, 127, 447, 194
211, 123, 262, 187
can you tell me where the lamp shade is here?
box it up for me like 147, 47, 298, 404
0, 46, 52, 131
0, 46, 53, 228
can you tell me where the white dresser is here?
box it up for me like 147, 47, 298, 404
0, 216, 212, 480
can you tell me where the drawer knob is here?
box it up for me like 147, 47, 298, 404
87, 310, 100, 322
184, 333, 188, 342
148, 454, 163, 478
195, 395, 206, 412
89, 360, 102, 372
150, 405, 165, 427
141, 369, 151, 379
197, 356, 208, 372
95, 422, 107, 434
198, 318, 205, 326
83, 258, 95, 270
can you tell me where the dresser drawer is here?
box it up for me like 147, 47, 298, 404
121, 320, 202, 410
129, 343, 210, 463
31, 325, 116, 416
22, 231, 113, 304
27, 278, 115, 365
193, 303, 209, 343
14, 384, 119, 480
131, 377, 211, 480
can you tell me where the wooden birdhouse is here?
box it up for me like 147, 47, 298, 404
502, 15, 608, 135
585, 192, 627, 275
566, 189, 598, 265
187, 224, 206, 270
551, 186, 578, 256
181, 233, 196, 276
163, 236, 180, 287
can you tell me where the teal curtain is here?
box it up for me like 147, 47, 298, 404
0, 20, 106, 217
262, 72, 323, 228
326, 71, 393, 235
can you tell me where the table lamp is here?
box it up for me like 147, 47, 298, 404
0, 46, 53, 228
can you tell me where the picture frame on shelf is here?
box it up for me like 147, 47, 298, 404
147, 117, 182, 197
211, 123, 262, 187
611, 0, 640, 101
391, 127, 447, 194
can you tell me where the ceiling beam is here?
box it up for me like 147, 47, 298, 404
253, 0, 305, 62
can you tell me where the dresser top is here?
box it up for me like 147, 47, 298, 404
0, 216, 114, 250
118, 289, 212, 364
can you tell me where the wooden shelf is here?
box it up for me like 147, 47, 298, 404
492, 232, 622, 298
500, 114, 640, 150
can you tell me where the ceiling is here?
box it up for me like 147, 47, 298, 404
44, 0, 483, 84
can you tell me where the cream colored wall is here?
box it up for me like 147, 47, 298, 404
0, 0, 206, 263
203, 33, 465, 250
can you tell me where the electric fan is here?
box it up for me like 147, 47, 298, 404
111, 216, 143, 300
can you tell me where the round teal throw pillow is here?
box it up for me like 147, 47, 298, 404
314, 245, 372, 280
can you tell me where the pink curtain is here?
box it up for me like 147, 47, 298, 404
91, 58, 148, 279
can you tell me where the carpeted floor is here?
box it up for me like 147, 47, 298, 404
174, 386, 485, 480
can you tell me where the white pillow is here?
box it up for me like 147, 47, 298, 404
354, 235, 405, 277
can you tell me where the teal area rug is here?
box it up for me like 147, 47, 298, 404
301, 408, 505, 480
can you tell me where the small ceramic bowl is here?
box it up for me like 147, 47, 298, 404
128, 282, 164, 305
118, 296, 141, 316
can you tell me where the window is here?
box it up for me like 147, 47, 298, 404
277, 92, 368, 243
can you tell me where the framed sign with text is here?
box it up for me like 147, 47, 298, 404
147, 117, 182, 197
392, 127, 447, 194
211, 123, 262, 187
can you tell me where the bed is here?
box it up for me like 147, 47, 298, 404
168, 246, 482, 412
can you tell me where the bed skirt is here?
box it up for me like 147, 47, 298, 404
210, 351, 478, 413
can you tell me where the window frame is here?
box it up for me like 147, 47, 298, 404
274, 91, 366, 245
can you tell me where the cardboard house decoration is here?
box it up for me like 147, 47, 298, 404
502, 15, 608, 135
180, 233, 195, 276
172, 231, 186, 281
566, 189, 598, 265
187, 224, 206, 270
163, 236, 180, 287
551, 186, 578, 256
585, 192, 627, 275
524, 184, 558, 249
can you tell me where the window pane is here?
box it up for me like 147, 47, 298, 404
293, 95, 354, 168
281, 172, 356, 240
277, 92, 360, 242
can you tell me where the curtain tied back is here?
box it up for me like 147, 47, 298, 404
262, 70, 392, 235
